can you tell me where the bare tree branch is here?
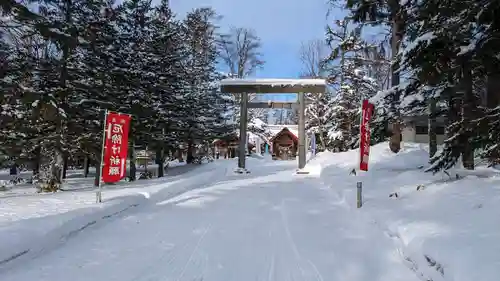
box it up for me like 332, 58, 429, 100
217, 26, 264, 78
298, 39, 328, 78
217, 27, 267, 120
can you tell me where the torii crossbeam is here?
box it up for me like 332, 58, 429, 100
220, 78, 326, 172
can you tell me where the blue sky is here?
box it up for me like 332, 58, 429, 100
169, 0, 335, 79
169, 0, 341, 101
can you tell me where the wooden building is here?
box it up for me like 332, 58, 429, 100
269, 128, 298, 160
213, 137, 238, 158
213, 135, 256, 158
402, 115, 446, 145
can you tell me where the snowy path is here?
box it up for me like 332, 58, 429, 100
0, 160, 418, 281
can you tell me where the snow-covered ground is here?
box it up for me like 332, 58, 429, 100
0, 160, 224, 267
310, 142, 500, 281
0, 144, 498, 281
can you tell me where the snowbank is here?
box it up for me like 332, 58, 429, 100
307, 142, 500, 281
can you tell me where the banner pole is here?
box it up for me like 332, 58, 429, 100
357, 100, 365, 208
97, 109, 108, 203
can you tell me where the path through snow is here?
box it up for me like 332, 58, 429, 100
0, 158, 419, 281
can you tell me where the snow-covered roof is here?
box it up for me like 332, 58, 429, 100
268, 125, 298, 139
269, 127, 299, 142
219, 78, 326, 86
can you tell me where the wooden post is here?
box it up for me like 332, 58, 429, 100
298, 92, 306, 169
357, 181, 362, 208
238, 93, 249, 170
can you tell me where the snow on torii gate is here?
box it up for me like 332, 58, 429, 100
220, 78, 326, 172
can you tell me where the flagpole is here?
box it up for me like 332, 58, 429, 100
357, 100, 364, 208
97, 109, 108, 203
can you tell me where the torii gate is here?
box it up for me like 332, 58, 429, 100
219, 78, 326, 172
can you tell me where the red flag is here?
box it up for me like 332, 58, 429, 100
101, 112, 131, 183
359, 100, 374, 171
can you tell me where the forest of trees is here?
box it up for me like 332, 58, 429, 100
3, 0, 499, 191
302, 0, 500, 173
0, 0, 244, 189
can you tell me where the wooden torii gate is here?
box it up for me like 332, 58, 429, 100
220, 78, 326, 172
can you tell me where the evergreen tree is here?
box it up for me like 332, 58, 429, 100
323, 17, 380, 151
112, 0, 155, 180
339, 0, 406, 153
146, 0, 191, 175
181, 7, 222, 162
396, 0, 485, 171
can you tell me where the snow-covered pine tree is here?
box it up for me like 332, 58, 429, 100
24, 0, 97, 191
66, 0, 122, 179
0, 29, 23, 162
339, 0, 406, 153
304, 91, 333, 151
298, 39, 330, 150
396, 0, 484, 172
0, 22, 62, 174
113, 0, 155, 180
181, 7, 222, 162
476, 1, 500, 166
146, 0, 190, 176
323, 17, 380, 151
0, 0, 72, 41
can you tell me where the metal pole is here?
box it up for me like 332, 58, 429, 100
238, 93, 249, 169
97, 109, 108, 203
298, 92, 306, 169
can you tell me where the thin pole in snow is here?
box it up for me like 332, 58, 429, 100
97, 109, 108, 203
357, 99, 364, 208
357, 181, 363, 208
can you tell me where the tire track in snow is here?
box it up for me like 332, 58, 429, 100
129, 233, 193, 281
174, 223, 212, 281
279, 199, 325, 281
267, 227, 276, 281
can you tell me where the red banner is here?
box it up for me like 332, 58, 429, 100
359, 100, 374, 171
102, 112, 131, 183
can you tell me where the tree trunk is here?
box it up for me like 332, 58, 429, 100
37, 145, 64, 192
428, 97, 437, 158
94, 160, 101, 187
156, 146, 164, 178
389, 3, 404, 153
32, 146, 41, 176
177, 148, 184, 162
318, 126, 326, 151
83, 155, 89, 178
485, 74, 500, 165
486, 74, 500, 108
144, 146, 149, 173
129, 140, 136, 181
62, 153, 68, 179
186, 140, 194, 164
461, 64, 474, 170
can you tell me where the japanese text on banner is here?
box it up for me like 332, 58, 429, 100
359, 100, 374, 171
102, 112, 131, 183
